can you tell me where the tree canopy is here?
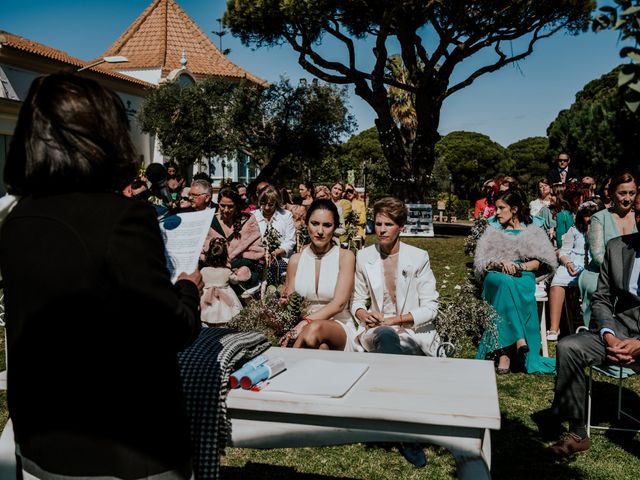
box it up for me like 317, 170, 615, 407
138, 78, 234, 169
224, 0, 594, 199
506, 136, 550, 196
139, 77, 355, 185
547, 65, 640, 179
593, 0, 640, 111
434, 131, 511, 199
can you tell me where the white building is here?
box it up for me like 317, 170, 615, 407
96, 0, 266, 186
0, 0, 265, 192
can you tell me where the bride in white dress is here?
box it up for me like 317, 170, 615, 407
280, 199, 358, 350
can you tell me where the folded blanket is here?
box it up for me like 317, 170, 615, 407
178, 328, 270, 480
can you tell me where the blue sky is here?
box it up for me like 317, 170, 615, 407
3, 0, 624, 146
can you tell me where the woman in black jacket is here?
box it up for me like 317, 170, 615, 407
0, 73, 202, 479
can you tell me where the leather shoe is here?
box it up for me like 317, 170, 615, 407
547, 432, 591, 459
398, 442, 427, 468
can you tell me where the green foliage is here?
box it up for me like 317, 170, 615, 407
435, 131, 512, 200
330, 127, 391, 201
547, 65, 640, 178
436, 281, 500, 352
506, 136, 550, 196
138, 78, 235, 169
228, 289, 308, 345
593, 0, 640, 111
139, 76, 354, 184
225, 0, 595, 198
231, 77, 356, 185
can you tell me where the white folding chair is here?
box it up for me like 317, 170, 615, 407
535, 281, 549, 358
586, 364, 640, 436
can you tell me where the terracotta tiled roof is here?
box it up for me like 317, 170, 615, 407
99, 0, 266, 86
0, 30, 154, 88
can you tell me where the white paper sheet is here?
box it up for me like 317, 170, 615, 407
263, 359, 369, 398
160, 209, 215, 282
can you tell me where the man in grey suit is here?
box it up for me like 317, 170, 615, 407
545, 231, 640, 458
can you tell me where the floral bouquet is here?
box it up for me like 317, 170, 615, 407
464, 216, 489, 256
263, 224, 282, 256
228, 285, 308, 345
434, 280, 500, 354
342, 210, 360, 252
296, 223, 310, 252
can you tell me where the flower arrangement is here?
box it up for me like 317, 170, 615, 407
435, 280, 500, 354
296, 223, 310, 252
263, 224, 282, 255
342, 210, 361, 252
228, 286, 309, 345
464, 216, 489, 256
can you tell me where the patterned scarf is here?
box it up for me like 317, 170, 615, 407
178, 328, 270, 479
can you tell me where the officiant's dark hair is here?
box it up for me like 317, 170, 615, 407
6, 73, 138, 195
373, 197, 408, 227
305, 199, 339, 228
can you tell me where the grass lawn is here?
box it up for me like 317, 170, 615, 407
1, 235, 639, 479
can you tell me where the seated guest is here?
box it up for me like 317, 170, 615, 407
279, 199, 358, 350
352, 197, 440, 357
581, 176, 596, 199
314, 185, 331, 200
0, 73, 202, 479
280, 187, 307, 227
529, 178, 552, 217
344, 183, 367, 241
351, 196, 439, 468
545, 229, 640, 458
205, 188, 265, 294
188, 179, 214, 212
474, 188, 557, 374
579, 173, 637, 327
298, 181, 315, 206
475, 179, 496, 218
253, 186, 297, 285
547, 201, 601, 341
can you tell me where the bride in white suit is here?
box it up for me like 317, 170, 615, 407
351, 197, 440, 357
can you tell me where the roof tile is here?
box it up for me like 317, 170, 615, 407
0, 30, 154, 87
99, 0, 266, 86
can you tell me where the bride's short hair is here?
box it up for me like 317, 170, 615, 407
373, 197, 408, 227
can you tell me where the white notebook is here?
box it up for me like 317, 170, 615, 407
263, 359, 369, 398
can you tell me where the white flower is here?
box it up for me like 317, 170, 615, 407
444, 266, 451, 270
454, 285, 462, 290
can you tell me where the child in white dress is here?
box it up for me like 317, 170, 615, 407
200, 238, 244, 326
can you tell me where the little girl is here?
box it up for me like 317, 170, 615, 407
546, 200, 601, 340
200, 238, 244, 326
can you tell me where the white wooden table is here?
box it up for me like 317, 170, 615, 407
227, 347, 500, 479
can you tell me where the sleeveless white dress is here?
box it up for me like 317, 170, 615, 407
294, 245, 359, 351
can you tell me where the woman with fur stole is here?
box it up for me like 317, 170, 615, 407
474, 188, 557, 374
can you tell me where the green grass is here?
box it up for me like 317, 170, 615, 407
2, 235, 639, 479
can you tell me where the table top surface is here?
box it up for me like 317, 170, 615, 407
227, 347, 501, 430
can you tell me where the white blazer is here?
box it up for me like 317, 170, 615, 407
351, 242, 440, 356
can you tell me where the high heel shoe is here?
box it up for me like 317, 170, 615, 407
517, 345, 529, 371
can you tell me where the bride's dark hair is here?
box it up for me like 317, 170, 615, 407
305, 199, 340, 228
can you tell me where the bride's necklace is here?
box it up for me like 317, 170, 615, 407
310, 244, 332, 260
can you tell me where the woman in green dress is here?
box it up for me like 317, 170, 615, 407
474, 189, 557, 374
578, 172, 637, 326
